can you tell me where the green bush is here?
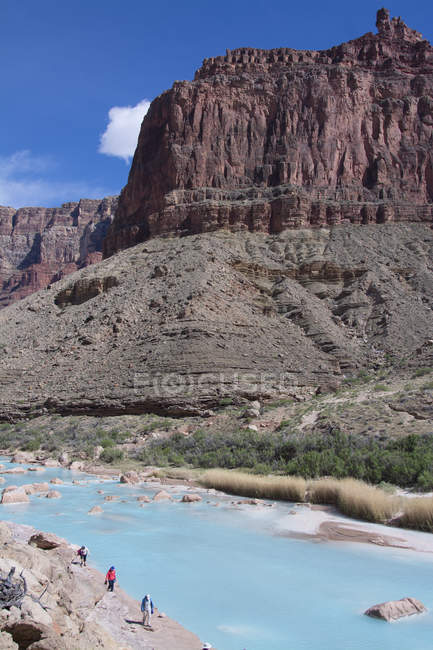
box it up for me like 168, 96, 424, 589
100, 448, 124, 463
23, 437, 42, 452
413, 367, 432, 377
139, 426, 433, 490
100, 438, 115, 449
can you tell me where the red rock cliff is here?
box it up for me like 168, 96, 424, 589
0, 196, 117, 308
104, 9, 433, 256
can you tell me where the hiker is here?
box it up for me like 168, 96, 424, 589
141, 593, 154, 627
105, 566, 116, 592
77, 545, 89, 567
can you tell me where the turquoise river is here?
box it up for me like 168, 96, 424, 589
1, 458, 433, 650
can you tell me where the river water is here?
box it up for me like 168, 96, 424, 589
1, 459, 433, 650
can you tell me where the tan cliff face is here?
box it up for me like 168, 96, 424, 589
104, 9, 433, 256
0, 197, 117, 309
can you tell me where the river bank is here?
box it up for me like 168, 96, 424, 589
2, 457, 433, 649
0, 519, 202, 650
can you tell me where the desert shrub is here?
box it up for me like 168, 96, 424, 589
23, 437, 42, 452
99, 448, 124, 463
139, 427, 433, 490
374, 384, 389, 392
100, 438, 115, 449
413, 367, 432, 377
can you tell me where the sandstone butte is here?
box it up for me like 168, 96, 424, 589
104, 9, 433, 256
0, 196, 117, 309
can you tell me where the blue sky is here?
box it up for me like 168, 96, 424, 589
1, 0, 432, 208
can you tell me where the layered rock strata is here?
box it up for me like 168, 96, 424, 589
0, 197, 117, 308
0, 223, 432, 419
105, 9, 433, 256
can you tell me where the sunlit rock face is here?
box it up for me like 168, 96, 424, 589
105, 9, 433, 256
0, 196, 117, 308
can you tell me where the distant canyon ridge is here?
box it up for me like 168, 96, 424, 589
0, 197, 117, 308
2, 9, 433, 308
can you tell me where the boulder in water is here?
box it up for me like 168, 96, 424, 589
32, 483, 50, 493
88, 506, 103, 515
45, 491, 61, 499
181, 494, 202, 503
364, 597, 426, 621
153, 490, 171, 501
1, 489, 29, 504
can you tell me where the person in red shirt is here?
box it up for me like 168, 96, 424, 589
105, 566, 116, 591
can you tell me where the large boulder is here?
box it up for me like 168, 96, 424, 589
88, 506, 103, 515
242, 400, 261, 418
10, 451, 35, 464
42, 459, 60, 468
45, 491, 61, 499
153, 490, 171, 501
58, 452, 69, 466
21, 484, 36, 495
69, 461, 84, 471
93, 446, 104, 460
119, 471, 140, 484
29, 532, 66, 550
136, 495, 151, 503
364, 597, 427, 621
181, 494, 202, 503
1, 489, 29, 504
49, 478, 63, 485
32, 483, 50, 493
103, 495, 119, 501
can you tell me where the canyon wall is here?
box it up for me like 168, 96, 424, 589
104, 9, 433, 256
0, 196, 117, 308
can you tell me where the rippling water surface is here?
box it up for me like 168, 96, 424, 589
1, 459, 433, 650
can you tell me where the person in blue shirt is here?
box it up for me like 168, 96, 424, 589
141, 594, 154, 627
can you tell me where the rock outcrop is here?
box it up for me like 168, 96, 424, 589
0, 520, 202, 649
0, 489, 29, 504
105, 9, 433, 256
0, 221, 432, 419
0, 196, 117, 308
364, 597, 427, 621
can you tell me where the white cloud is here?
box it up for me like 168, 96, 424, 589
98, 99, 150, 162
0, 150, 115, 208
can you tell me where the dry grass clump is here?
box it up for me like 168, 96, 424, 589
200, 469, 306, 502
335, 478, 400, 523
399, 497, 433, 532
200, 470, 404, 526
308, 478, 341, 505
152, 467, 201, 481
